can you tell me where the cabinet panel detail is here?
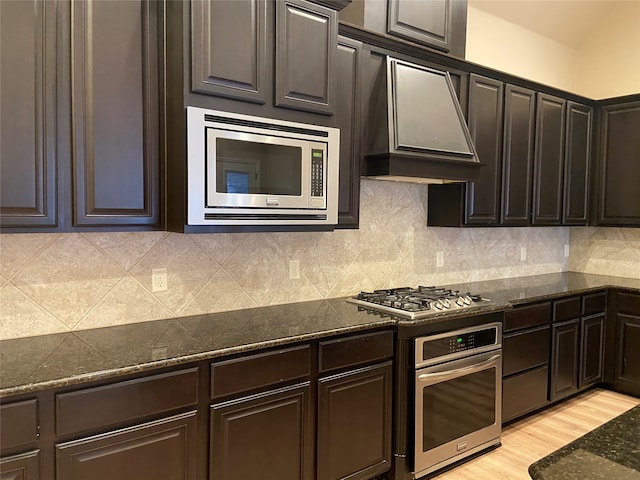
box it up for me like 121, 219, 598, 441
582, 291, 606, 316
502, 365, 548, 423
319, 331, 393, 373
465, 74, 504, 225
579, 315, 604, 388
615, 314, 640, 385
503, 326, 550, 376
191, 0, 266, 103
56, 368, 198, 436
553, 296, 581, 323
56, 412, 197, 480
0, 399, 38, 453
550, 320, 580, 401
501, 84, 536, 225
275, 0, 336, 114
617, 292, 640, 316
0, 0, 57, 227
211, 345, 310, 400
317, 363, 392, 480
563, 102, 592, 224
0, 450, 40, 480
71, 0, 160, 225
210, 383, 312, 480
387, 0, 451, 52
532, 93, 566, 225
503, 302, 551, 332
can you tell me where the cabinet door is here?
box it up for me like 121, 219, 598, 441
613, 313, 640, 395
532, 93, 566, 225
335, 36, 362, 228
502, 365, 549, 423
501, 85, 535, 225
275, 0, 336, 115
0, 451, 39, 480
191, 0, 267, 103
56, 412, 197, 480
550, 319, 579, 401
563, 102, 592, 225
71, 0, 161, 227
579, 315, 604, 388
596, 100, 640, 226
210, 383, 312, 480
386, 0, 453, 52
0, 0, 57, 228
465, 74, 504, 225
317, 363, 392, 480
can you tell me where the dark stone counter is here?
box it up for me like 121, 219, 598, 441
2, 272, 639, 399
529, 405, 640, 479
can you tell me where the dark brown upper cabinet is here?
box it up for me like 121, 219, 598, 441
191, 0, 268, 104
71, 0, 161, 227
1, 0, 162, 231
0, 0, 58, 229
464, 74, 504, 225
501, 84, 536, 225
190, 0, 337, 116
334, 36, 363, 228
563, 102, 592, 225
595, 97, 640, 226
532, 93, 566, 225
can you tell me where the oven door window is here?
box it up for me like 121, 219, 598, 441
215, 138, 302, 196
420, 367, 496, 451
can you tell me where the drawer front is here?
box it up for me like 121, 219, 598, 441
0, 450, 40, 480
503, 326, 550, 376
211, 345, 310, 400
617, 291, 640, 316
502, 365, 549, 423
504, 302, 551, 332
553, 296, 581, 322
582, 291, 606, 316
56, 368, 199, 437
0, 400, 38, 453
318, 330, 394, 374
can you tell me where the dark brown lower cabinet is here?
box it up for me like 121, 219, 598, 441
550, 319, 580, 401
0, 451, 39, 480
613, 313, 640, 396
579, 314, 605, 388
210, 383, 312, 480
56, 411, 197, 480
317, 363, 392, 480
502, 366, 549, 423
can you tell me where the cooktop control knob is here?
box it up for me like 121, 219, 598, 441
456, 297, 465, 307
463, 295, 472, 305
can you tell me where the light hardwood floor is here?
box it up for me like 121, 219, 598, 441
430, 388, 640, 480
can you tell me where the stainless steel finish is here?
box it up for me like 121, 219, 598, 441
346, 296, 493, 320
414, 322, 502, 368
412, 324, 502, 479
186, 107, 340, 226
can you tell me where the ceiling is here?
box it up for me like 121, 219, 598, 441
468, 0, 626, 49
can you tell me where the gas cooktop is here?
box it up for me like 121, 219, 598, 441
347, 286, 493, 320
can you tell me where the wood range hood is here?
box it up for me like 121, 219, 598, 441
362, 57, 483, 183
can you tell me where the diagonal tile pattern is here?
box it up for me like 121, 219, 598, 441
8, 179, 638, 340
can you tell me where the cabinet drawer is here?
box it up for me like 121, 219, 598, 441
318, 330, 394, 374
553, 296, 581, 322
617, 292, 640, 316
211, 345, 310, 400
503, 326, 550, 376
582, 292, 606, 316
502, 365, 549, 423
504, 302, 551, 332
56, 368, 199, 436
0, 399, 38, 453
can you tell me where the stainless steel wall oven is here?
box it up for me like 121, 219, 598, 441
412, 322, 502, 478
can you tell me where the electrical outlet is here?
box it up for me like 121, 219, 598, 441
289, 260, 300, 280
151, 346, 168, 361
564, 244, 570, 257
520, 247, 527, 262
436, 251, 444, 268
152, 268, 168, 292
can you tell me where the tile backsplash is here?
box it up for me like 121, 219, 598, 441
0, 179, 585, 340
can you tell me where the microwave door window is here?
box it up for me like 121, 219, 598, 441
215, 138, 302, 196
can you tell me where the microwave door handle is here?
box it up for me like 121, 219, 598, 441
416, 354, 501, 382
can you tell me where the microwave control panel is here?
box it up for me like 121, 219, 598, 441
311, 149, 324, 197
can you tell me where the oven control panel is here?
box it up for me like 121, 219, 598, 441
415, 323, 501, 367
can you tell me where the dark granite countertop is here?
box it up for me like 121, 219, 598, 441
529, 404, 640, 479
1, 272, 639, 399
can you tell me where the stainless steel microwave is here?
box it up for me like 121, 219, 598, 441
187, 107, 340, 226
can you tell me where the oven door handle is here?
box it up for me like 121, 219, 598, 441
416, 354, 500, 382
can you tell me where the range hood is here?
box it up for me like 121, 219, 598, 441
362, 57, 482, 182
